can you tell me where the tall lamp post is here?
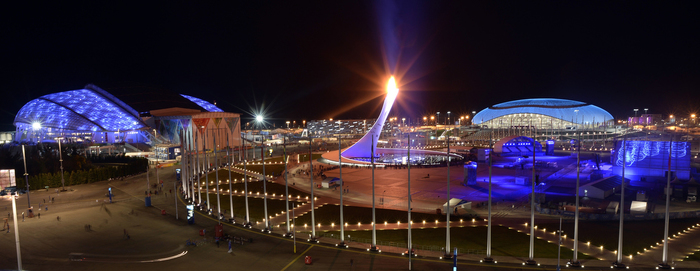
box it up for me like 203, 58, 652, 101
447, 111, 451, 126
257, 115, 271, 232
57, 137, 66, 191
633, 108, 639, 126
308, 135, 318, 242
571, 132, 582, 267
11, 191, 23, 270
283, 136, 292, 236
370, 135, 378, 251
659, 135, 673, 269
613, 135, 627, 268
21, 145, 31, 208
526, 137, 537, 265
337, 132, 347, 248
444, 121, 452, 259
484, 130, 495, 263
407, 132, 413, 269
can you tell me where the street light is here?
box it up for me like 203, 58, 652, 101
437, 112, 440, 126
447, 111, 451, 126
256, 114, 270, 232
286, 121, 290, 128
423, 116, 427, 125
57, 138, 66, 191
634, 109, 639, 125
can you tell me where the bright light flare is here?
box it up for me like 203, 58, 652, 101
387, 76, 399, 97
32, 122, 42, 130
256, 115, 263, 122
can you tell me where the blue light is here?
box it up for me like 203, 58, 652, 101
14, 87, 146, 132
473, 98, 613, 125
615, 141, 689, 166
180, 94, 223, 112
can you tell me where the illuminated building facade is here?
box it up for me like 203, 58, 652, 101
473, 98, 614, 129
611, 140, 692, 180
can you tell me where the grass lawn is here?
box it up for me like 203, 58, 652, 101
197, 176, 310, 199
244, 164, 287, 177
685, 250, 700, 261
536, 218, 700, 257
200, 192, 298, 223
204, 169, 247, 182
293, 204, 469, 227
319, 226, 594, 259
298, 153, 324, 162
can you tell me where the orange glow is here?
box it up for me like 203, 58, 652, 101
387, 76, 399, 96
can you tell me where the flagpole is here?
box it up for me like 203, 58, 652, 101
370, 135, 378, 251
572, 131, 582, 266
214, 134, 221, 223
204, 128, 211, 212
228, 131, 234, 222
407, 131, 413, 269
244, 135, 250, 227
308, 136, 317, 242
284, 136, 291, 235
660, 135, 673, 268
485, 129, 495, 263
338, 134, 346, 247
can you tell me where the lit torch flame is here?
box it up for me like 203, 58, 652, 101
387, 76, 399, 97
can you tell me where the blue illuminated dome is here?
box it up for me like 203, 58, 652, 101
473, 98, 613, 128
14, 84, 146, 132
13, 84, 228, 144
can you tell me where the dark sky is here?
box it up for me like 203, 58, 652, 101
2, 1, 699, 130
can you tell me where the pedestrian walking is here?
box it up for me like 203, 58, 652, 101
22, 212, 24, 222
216, 239, 220, 248
350, 259, 354, 266
56, 216, 60, 221
6, 225, 9, 233
38, 213, 40, 219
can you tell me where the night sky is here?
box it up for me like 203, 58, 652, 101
2, 1, 699, 130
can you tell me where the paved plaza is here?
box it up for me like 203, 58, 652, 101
2, 152, 700, 270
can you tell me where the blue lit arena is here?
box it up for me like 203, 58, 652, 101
13, 84, 240, 149
473, 98, 614, 129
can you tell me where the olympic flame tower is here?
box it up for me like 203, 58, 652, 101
341, 76, 399, 158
